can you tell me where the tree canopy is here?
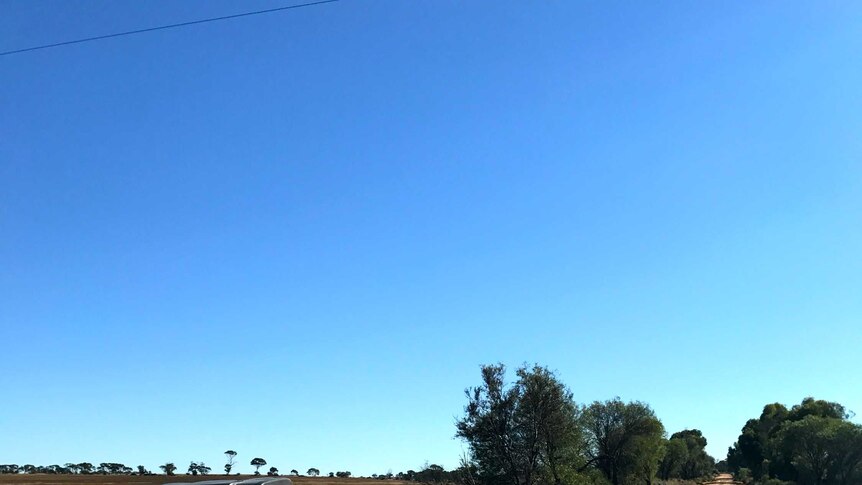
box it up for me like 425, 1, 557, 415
726, 397, 862, 485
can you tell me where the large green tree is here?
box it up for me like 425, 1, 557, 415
456, 364, 583, 485
727, 397, 861, 485
658, 438, 687, 480
582, 398, 665, 485
778, 416, 862, 485
668, 429, 714, 479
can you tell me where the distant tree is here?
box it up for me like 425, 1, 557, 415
78, 463, 95, 475
137, 465, 149, 475
665, 429, 715, 479
188, 462, 211, 476
160, 463, 177, 476
291, 469, 299, 475
336, 471, 352, 477
268, 467, 280, 476
95, 463, 130, 475
225, 450, 238, 475
251, 458, 267, 475
0, 465, 20, 474
329, 472, 335, 477
307, 468, 320, 476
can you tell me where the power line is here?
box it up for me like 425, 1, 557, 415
0, 0, 340, 57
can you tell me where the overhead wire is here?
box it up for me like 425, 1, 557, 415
0, 0, 340, 57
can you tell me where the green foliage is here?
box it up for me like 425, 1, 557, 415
251, 458, 267, 475
582, 398, 665, 485
663, 429, 714, 479
187, 462, 211, 476
456, 364, 586, 485
726, 397, 862, 485
224, 450, 237, 475
758, 479, 793, 485
659, 438, 688, 480
159, 462, 177, 476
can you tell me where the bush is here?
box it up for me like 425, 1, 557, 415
758, 479, 794, 485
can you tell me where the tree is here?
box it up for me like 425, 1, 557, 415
225, 450, 238, 475
456, 364, 524, 485
137, 465, 149, 475
188, 462, 211, 476
659, 438, 688, 480
308, 468, 320, 476
777, 415, 862, 485
516, 365, 584, 485
829, 419, 862, 485
668, 429, 714, 479
160, 463, 177, 476
97, 463, 130, 475
291, 469, 299, 475
582, 398, 665, 485
457, 364, 583, 485
727, 397, 860, 484
268, 467, 280, 476
251, 458, 267, 475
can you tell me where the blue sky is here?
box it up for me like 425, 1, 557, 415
1, 0, 861, 476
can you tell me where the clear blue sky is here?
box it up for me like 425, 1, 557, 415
2, 0, 861, 476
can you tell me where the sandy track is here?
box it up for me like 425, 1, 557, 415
702, 473, 740, 485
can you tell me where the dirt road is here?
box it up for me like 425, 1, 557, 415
703, 473, 740, 485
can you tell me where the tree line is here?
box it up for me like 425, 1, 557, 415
2, 365, 858, 485
453, 363, 859, 485
0, 452, 328, 479
453, 364, 717, 485
725, 397, 862, 485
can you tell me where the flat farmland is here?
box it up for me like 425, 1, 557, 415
0, 476, 406, 485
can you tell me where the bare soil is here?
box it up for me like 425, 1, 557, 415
0, 476, 406, 485
702, 473, 740, 485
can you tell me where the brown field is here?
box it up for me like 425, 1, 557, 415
0, 476, 406, 485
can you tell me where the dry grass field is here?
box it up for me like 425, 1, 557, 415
0, 476, 407, 485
